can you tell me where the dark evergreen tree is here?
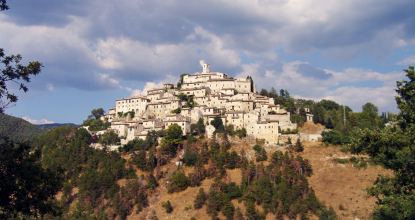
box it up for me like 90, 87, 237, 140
194, 188, 207, 209
326, 117, 334, 129
211, 115, 224, 131
294, 141, 304, 152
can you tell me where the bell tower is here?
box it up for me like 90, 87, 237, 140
203, 63, 210, 74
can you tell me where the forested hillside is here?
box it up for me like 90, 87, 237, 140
0, 114, 45, 142
29, 124, 338, 220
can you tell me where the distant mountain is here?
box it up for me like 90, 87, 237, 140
0, 114, 45, 142
0, 114, 78, 142
37, 123, 78, 129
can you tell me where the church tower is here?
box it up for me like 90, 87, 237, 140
203, 63, 210, 74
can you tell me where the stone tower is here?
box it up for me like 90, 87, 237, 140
203, 63, 210, 74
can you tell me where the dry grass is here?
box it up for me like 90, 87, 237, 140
299, 141, 392, 220
299, 121, 325, 134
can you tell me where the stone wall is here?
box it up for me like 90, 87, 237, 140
278, 134, 300, 144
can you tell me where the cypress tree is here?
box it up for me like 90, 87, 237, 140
194, 188, 206, 209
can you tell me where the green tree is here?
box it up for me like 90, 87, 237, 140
194, 188, 206, 209
362, 102, 379, 118
147, 173, 159, 190
99, 130, 120, 145
396, 65, 415, 129
211, 115, 224, 131
0, 49, 42, 112
0, 3, 65, 218
294, 140, 304, 152
318, 99, 340, 111
167, 172, 189, 193
347, 65, 415, 219
191, 118, 205, 135
259, 88, 268, 97
91, 108, 105, 119
161, 124, 183, 157
0, 140, 63, 219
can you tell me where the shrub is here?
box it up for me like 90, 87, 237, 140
318, 206, 337, 220
322, 130, 351, 145
162, 200, 173, 213
171, 108, 181, 114
167, 172, 189, 193
253, 144, 262, 152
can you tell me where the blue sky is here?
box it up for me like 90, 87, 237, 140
1, 0, 415, 124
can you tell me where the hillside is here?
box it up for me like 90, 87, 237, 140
37, 123, 77, 129
0, 114, 45, 142
123, 141, 390, 220
36, 124, 390, 220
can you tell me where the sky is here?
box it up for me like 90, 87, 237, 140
1, 0, 414, 124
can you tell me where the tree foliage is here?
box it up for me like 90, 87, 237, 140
347, 65, 415, 219
0, 139, 63, 219
161, 124, 183, 157
211, 115, 224, 132
0, 48, 43, 113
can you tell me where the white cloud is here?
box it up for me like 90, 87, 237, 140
21, 116, 55, 125
236, 60, 402, 113
48, 84, 54, 91
199, 60, 205, 66
396, 55, 415, 65
130, 75, 178, 97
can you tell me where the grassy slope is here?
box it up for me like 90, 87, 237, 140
0, 114, 45, 142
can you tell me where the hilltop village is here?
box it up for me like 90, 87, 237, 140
98, 64, 313, 146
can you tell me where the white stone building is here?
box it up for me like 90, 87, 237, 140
103, 63, 312, 145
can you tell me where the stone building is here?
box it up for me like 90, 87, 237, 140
102, 63, 312, 146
